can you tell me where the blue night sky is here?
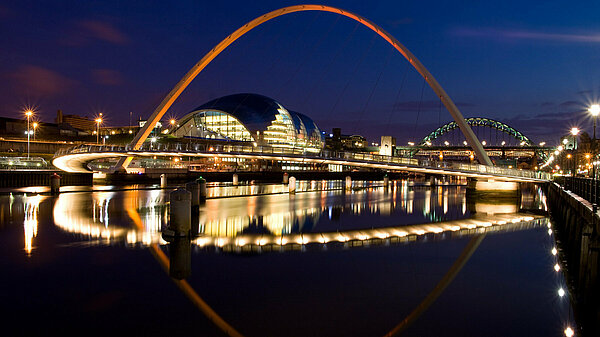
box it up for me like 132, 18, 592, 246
2, 0, 600, 144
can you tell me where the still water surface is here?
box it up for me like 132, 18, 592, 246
0, 181, 573, 336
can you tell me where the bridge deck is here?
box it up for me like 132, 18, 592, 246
52, 144, 551, 182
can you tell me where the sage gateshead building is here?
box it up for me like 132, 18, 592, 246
171, 93, 324, 153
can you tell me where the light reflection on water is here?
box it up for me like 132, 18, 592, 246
1, 181, 574, 337
46, 181, 548, 250
23, 194, 43, 255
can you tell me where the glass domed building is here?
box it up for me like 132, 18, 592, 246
171, 93, 324, 153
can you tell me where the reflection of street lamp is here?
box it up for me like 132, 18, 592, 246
32, 122, 38, 141
25, 110, 32, 158
95, 118, 102, 144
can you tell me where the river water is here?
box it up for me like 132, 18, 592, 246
0, 180, 573, 336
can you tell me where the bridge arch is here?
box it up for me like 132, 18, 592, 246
419, 117, 533, 146
116, 4, 492, 170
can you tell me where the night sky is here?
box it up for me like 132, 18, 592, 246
2, 0, 600, 145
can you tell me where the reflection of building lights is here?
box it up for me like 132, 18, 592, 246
24, 194, 43, 256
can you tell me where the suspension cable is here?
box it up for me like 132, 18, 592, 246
353, 47, 394, 135
328, 32, 378, 119
384, 60, 410, 136
412, 77, 427, 143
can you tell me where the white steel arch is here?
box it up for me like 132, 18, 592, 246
115, 4, 492, 170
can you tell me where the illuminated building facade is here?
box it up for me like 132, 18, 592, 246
172, 94, 324, 153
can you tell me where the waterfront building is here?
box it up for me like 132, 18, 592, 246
171, 93, 324, 153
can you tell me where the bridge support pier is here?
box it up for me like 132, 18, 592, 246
467, 178, 519, 193
466, 178, 520, 214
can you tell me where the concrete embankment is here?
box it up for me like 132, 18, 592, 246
0, 170, 92, 188
546, 182, 600, 336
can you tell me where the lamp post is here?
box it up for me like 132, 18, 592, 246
32, 122, 38, 141
571, 127, 580, 178
95, 118, 102, 144
589, 104, 599, 206
25, 110, 32, 158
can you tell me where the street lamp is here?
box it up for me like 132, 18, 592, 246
32, 122, 38, 141
25, 110, 32, 158
571, 127, 580, 177
590, 105, 600, 206
95, 118, 102, 144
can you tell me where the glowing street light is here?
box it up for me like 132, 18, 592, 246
24, 110, 32, 158
95, 117, 103, 144
589, 105, 600, 201
32, 122, 38, 141
564, 327, 574, 337
571, 127, 580, 136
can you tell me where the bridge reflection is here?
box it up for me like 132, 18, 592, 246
50, 183, 548, 252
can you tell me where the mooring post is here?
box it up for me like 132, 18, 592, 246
185, 181, 200, 208
50, 173, 61, 195
197, 176, 207, 202
283, 172, 289, 184
345, 176, 352, 191
383, 174, 389, 188
164, 188, 191, 237
288, 176, 296, 193
160, 173, 167, 188
232, 173, 238, 186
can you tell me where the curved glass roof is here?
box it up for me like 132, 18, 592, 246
189, 93, 286, 135
173, 93, 324, 151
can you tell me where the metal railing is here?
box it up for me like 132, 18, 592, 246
554, 176, 600, 206
53, 143, 552, 180
0, 156, 50, 170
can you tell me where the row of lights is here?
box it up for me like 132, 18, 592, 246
540, 127, 580, 170
547, 222, 575, 337
542, 104, 600, 172
411, 140, 538, 147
